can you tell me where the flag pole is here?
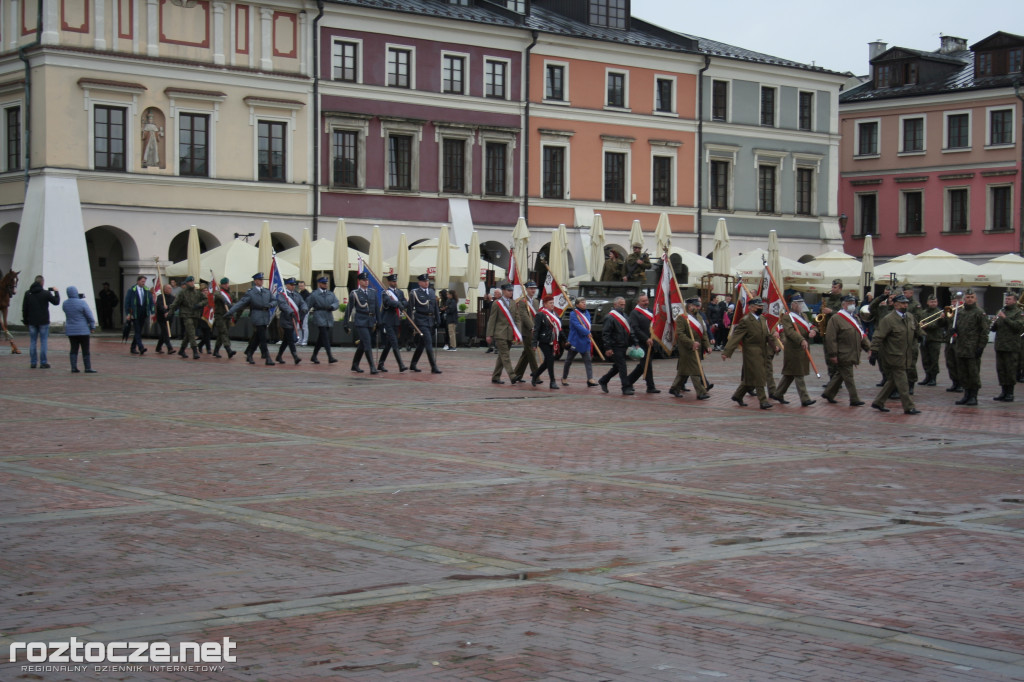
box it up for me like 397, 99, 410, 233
765, 264, 820, 378
671, 268, 708, 390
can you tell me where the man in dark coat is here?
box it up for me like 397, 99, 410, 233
822, 295, 871, 406
124, 275, 152, 355
951, 288, 989, 406
597, 296, 638, 395
96, 282, 118, 330
378, 273, 408, 372
344, 271, 379, 374
408, 274, 442, 374
306, 275, 339, 364
992, 290, 1024, 401
625, 293, 658, 393
22, 275, 60, 368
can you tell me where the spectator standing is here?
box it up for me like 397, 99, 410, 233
62, 285, 97, 373
22, 275, 60, 368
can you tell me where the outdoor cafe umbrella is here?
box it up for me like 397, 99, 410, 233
861, 234, 875, 295
512, 216, 530, 286
186, 225, 201, 283
396, 233, 410, 287
369, 225, 384, 277
712, 218, 730, 296
589, 213, 606, 281
299, 228, 312, 285
464, 230, 480, 311
333, 218, 349, 311
654, 212, 672, 255
436, 224, 452, 291
257, 221, 272, 278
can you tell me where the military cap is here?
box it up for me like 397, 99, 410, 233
892, 294, 909, 303
790, 293, 804, 302
964, 288, 975, 296
356, 271, 368, 281
541, 294, 554, 303
841, 294, 857, 303
902, 284, 914, 291
220, 277, 229, 285
1006, 289, 1020, 297
525, 280, 538, 288
685, 297, 701, 305
632, 242, 643, 248
284, 277, 297, 285
183, 275, 195, 283
252, 272, 264, 280
748, 297, 764, 306
385, 273, 398, 282
417, 273, 429, 282
927, 293, 938, 301
500, 282, 514, 291
317, 275, 330, 284
832, 279, 843, 286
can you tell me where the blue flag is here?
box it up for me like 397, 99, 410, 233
357, 258, 385, 316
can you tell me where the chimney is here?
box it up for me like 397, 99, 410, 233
938, 34, 967, 54
868, 40, 887, 63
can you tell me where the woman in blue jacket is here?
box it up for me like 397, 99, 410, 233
62, 286, 97, 373
561, 297, 598, 387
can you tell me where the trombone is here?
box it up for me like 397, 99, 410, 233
919, 303, 961, 328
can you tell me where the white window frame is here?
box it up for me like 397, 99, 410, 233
854, 117, 881, 158
653, 75, 676, 116
650, 141, 679, 207
326, 114, 370, 190
754, 149, 787, 215
540, 129, 573, 201
1, 100, 23, 172
385, 43, 416, 90
793, 155, 820, 217
435, 125, 474, 195
943, 185, 970, 233
253, 115, 293, 183
898, 114, 926, 156
604, 67, 629, 111
543, 60, 569, 104
985, 105, 1015, 148
601, 135, 633, 204
797, 90, 815, 132
440, 50, 470, 96
710, 78, 730, 122
331, 37, 363, 84
759, 85, 778, 128
704, 143, 739, 213
380, 117, 423, 192
855, 191, 879, 236
168, 91, 224, 178
480, 129, 517, 198
987, 184, 1014, 232
483, 56, 511, 101
899, 189, 925, 234
942, 109, 971, 152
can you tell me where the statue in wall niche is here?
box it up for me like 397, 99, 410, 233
141, 111, 165, 169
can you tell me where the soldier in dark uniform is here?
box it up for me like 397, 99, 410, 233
991, 290, 1023, 401
196, 283, 213, 354
378, 273, 408, 372
601, 251, 624, 282
901, 284, 922, 389
344, 271, 379, 374
486, 283, 519, 383
306, 275, 339, 365
274, 277, 307, 365
211, 278, 236, 359
951, 288, 988, 406
870, 295, 920, 414
408, 274, 442, 374
624, 243, 651, 282
510, 281, 540, 383
625, 293, 659, 393
530, 295, 562, 389
669, 297, 712, 399
940, 291, 963, 392
722, 297, 775, 409
918, 294, 945, 386
773, 294, 817, 406
168, 275, 206, 359
597, 296, 638, 395
822, 295, 871, 406
228, 272, 277, 366
154, 284, 175, 354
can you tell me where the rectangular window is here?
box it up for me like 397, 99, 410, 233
257, 121, 286, 182
710, 160, 729, 210
542, 146, 564, 199
94, 105, 126, 171
757, 165, 776, 213
902, 117, 924, 152
711, 80, 727, 121
652, 156, 672, 206
798, 91, 814, 131
545, 64, 564, 101
990, 109, 1013, 145
876, 64, 892, 88
589, 0, 626, 29
760, 87, 775, 126
178, 113, 209, 177
655, 78, 673, 113
947, 113, 969, 149
976, 52, 992, 76
5, 106, 20, 171
902, 191, 923, 234
332, 130, 358, 188
485, 60, 506, 99
485, 142, 507, 196
442, 55, 465, 95
1010, 48, 1023, 74
387, 48, 411, 88
948, 188, 968, 233
992, 186, 1012, 231
857, 120, 878, 156
796, 168, 813, 216
388, 134, 412, 190
606, 72, 625, 108
604, 151, 626, 203
505, 0, 525, 11
858, 194, 877, 236
442, 139, 465, 193
332, 41, 358, 82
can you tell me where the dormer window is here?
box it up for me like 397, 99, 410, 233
504, 0, 526, 11
589, 0, 626, 30
977, 52, 993, 76
875, 61, 918, 88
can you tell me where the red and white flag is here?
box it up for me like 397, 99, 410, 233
202, 271, 216, 327
759, 266, 786, 330
652, 253, 683, 351
542, 271, 569, 316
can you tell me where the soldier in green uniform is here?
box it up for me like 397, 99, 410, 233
486, 284, 519, 384
211, 278, 236, 359
867, 285, 893, 387
991, 290, 1024, 401
722, 297, 776, 409
901, 284, 922, 388
869, 295, 920, 414
773, 294, 817, 406
623, 243, 651, 282
917, 294, 945, 386
167, 275, 205, 359
820, 279, 844, 380
669, 297, 712, 399
601, 251, 624, 282
937, 291, 964, 392
951, 288, 989, 406
509, 281, 540, 383
822, 295, 871, 406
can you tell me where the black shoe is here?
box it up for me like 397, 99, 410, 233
821, 394, 838, 404
310, 358, 320, 364
994, 393, 1007, 402
370, 369, 379, 375
178, 349, 187, 358
646, 388, 661, 394
84, 369, 97, 374
802, 399, 816, 407
492, 379, 506, 384
71, 368, 80, 373
246, 355, 255, 365
352, 367, 365, 373
731, 396, 747, 407
759, 401, 773, 409
550, 382, 560, 390
275, 356, 284, 364
904, 408, 921, 415
265, 359, 275, 366
293, 357, 301, 365
926, 378, 936, 386
39, 363, 50, 369
139, 347, 147, 355
955, 393, 970, 405
410, 366, 422, 372
680, 387, 690, 392
399, 365, 408, 372
531, 376, 542, 386
155, 349, 163, 354
130, 349, 139, 355
872, 403, 890, 412
917, 377, 930, 386
850, 401, 865, 407
213, 353, 222, 358
599, 380, 609, 393
669, 389, 681, 397
431, 369, 442, 374
697, 394, 711, 400
909, 386, 914, 395
704, 383, 714, 391
228, 350, 237, 359
772, 394, 790, 404
876, 380, 886, 387
193, 350, 200, 359
964, 392, 978, 406
328, 357, 338, 364
622, 387, 635, 395
377, 366, 389, 373
946, 384, 963, 393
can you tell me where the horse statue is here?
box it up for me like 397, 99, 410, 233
0, 268, 21, 354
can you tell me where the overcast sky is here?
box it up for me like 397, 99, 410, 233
629, 0, 1013, 75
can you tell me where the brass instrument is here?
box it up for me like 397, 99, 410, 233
919, 304, 959, 328
814, 312, 828, 335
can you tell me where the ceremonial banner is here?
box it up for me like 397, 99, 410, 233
759, 266, 785, 330
202, 270, 216, 327
542, 271, 569, 316
509, 248, 523, 300
269, 255, 300, 326
356, 257, 386, 316
652, 253, 682, 351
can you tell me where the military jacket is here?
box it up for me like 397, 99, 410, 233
779, 312, 812, 376
722, 313, 774, 384
344, 287, 378, 328
951, 303, 988, 358
305, 288, 339, 327
870, 310, 915, 369
276, 289, 307, 329
228, 286, 277, 326
601, 259, 623, 282
169, 287, 208, 320
991, 305, 1024, 352
408, 286, 440, 329
624, 253, 651, 281
824, 311, 870, 365
486, 295, 518, 343
380, 287, 407, 326
513, 296, 537, 334
674, 313, 710, 376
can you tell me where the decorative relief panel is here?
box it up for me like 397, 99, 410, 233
61, 0, 90, 33
272, 11, 295, 58
160, 0, 209, 48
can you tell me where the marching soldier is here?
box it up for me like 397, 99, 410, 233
530, 295, 562, 389
991, 290, 1024, 401
211, 278, 236, 359
274, 277, 307, 365
625, 293, 659, 393
722, 297, 775, 409
344, 271, 379, 374
601, 250, 624, 282
486, 283, 520, 384
951, 288, 988, 406
168, 275, 206, 360
623, 243, 651, 282
941, 291, 964, 393
821, 295, 870, 406
869, 295, 920, 414
901, 284, 922, 389
378, 273, 408, 372
669, 297, 712, 400
773, 294, 817, 406
228, 272, 278, 366
597, 296, 638, 395
306, 276, 339, 365
509, 280, 540, 383
408, 274, 442, 374
918, 294, 945, 386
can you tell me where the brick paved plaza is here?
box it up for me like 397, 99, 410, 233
2, 335, 1023, 681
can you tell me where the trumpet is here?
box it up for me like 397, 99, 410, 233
919, 304, 960, 328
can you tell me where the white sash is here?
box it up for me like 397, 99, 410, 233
609, 309, 631, 333
541, 308, 562, 334
633, 306, 654, 321
574, 309, 591, 332
496, 298, 523, 343
683, 313, 704, 338
836, 309, 866, 338
789, 311, 813, 333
